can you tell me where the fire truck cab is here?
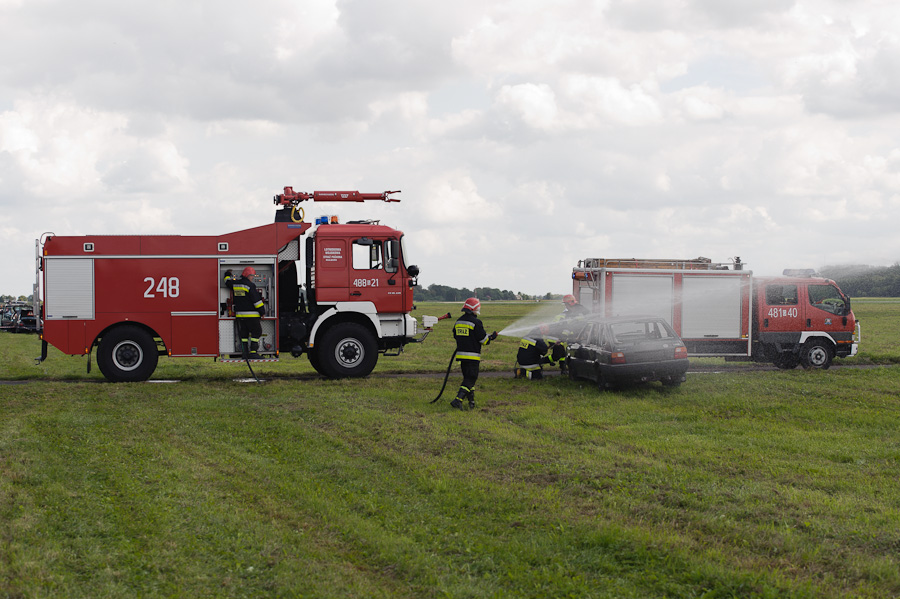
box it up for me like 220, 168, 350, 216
35, 189, 427, 382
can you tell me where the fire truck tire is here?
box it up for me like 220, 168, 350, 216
319, 323, 377, 378
97, 325, 159, 382
772, 352, 800, 369
799, 339, 833, 370
307, 349, 327, 377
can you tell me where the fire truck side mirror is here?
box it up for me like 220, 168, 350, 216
407, 264, 419, 278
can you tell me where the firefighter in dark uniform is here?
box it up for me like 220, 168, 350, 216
452, 297, 497, 410
515, 326, 553, 380
552, 295, 589, 374
224, 267, 266, 358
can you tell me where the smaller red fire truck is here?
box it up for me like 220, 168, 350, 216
571, 257, 859, 369
35, 187, 435, 382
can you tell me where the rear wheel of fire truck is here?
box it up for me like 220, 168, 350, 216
799, 339, 833, 370
319, 322, 378, 378
97, 325, 159, 382
772, 352, 800, 369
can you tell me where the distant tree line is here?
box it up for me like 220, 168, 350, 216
415, 284, 558, 302
819, 264, 900, 297
1, 294, 33, 304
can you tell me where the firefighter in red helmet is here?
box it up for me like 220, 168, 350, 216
224, 266, 266, 358
451, 297, 497, 410
550, 294, 589, 374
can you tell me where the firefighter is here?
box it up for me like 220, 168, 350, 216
515, 326, 552, 380
562, 294, 589, 319
224, 267, 266, 358
452, 297, 497, 410
551, 295, 589, 374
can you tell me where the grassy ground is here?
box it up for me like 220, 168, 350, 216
1, 299, 899, 597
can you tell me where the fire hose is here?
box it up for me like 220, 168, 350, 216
430, 349, 457, 404
242, 340, 261, 383
428, 312, 454, 404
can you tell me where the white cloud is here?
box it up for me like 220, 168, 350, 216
2, 0, 900, 296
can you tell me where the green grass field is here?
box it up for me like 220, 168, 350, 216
1, 300, 899, 597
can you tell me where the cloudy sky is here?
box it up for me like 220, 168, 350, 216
3, 0, 900, 298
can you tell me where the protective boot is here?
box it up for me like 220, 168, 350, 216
451, 386, 469, 410
467, 389, 476, 410
240, 338, 251, 360
249, 337, 260, 357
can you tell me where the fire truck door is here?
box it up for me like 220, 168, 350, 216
803, 282, 850, 332
350, 238, 402, 312
760, 282, 802, 334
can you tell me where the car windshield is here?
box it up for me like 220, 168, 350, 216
609, 320, 675, 343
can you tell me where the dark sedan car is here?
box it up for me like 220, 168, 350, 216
1, 303, 38, 333
566, 315, 689, 389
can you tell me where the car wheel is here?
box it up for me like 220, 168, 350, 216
800, 339, 833, 370
319, 322, 378, 378
96, 325, 159, 382
661, 376, 683, 387
594, 365, 608, 392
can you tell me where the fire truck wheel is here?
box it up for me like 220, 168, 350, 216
320, 323, 378, 378
307, 350, 327, 377
799, 339, 833, 370
97, 325, 159, 382
772, 353, 800, 369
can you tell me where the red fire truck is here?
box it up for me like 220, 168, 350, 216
35, 188, 435, 382
571, 257, 859, 369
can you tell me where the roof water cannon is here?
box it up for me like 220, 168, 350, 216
274, 187, 401, 207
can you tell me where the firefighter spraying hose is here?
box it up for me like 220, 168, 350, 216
430, 298, 497, 410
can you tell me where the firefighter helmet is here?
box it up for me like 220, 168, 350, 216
462, 297, 481, 314
242, 266, 257, 278
563, 294, 578, 306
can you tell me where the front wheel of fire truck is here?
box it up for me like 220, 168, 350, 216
97, 325, 159, 382
799, 339, 834, 370
319, 322, 378, 378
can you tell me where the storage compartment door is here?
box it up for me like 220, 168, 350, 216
681, 276, 741, 338
611, 274, 674, 324
44, 258, 94, 320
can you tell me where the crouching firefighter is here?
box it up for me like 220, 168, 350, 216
515, 327, 553, 380
452, 297, 497, 410
224, 267, 266, 358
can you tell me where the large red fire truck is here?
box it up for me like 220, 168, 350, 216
571, 257, 859, 369
34, 187, 435, 382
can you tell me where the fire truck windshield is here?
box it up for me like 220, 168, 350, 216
808, 284, 849, 316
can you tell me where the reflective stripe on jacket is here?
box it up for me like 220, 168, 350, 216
454, 311, 488, 360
